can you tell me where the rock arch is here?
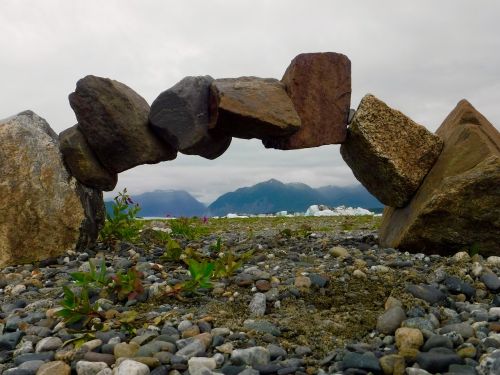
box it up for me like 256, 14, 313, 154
0, 52, 498, 266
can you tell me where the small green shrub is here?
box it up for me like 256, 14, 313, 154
100, 189, 143, 245
57, 286, 100, 326
181, 259, 215, 294
70, 259, 109, 289
169, 217, 209, 240
160, 238, 184, 262
110, 267, 144, 301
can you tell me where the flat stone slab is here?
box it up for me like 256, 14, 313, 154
149, 75, 232, 160
69, 75, 177, 173
379, 100, 500, 256
340, 94, 443, 207
263, 52, 351, 149
209, 77, 301, 140
59, 125, 117, 191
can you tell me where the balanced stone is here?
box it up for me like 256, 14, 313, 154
263, 52, 351, 149
0, 111, 104, 267
69, 75, 177, 173
379, 100, 500, 256
209, 77, 301, 140
149, 76, 232, 160
59, 125, 117, 191
340, 94, 443, 207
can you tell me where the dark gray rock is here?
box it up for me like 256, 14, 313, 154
69, 75, 177, 173
447, 363, 478, 374
443, 276, 476, 299
0, 331, 25, 350
341, 351, 382, 373
376, 306, 406, 335
59, 125, 117, 191
13, 352, 54, 365
407, 284, 447, 304
481, 272, 500, 292
422, 335, 454, 352
416, 347, 463, 373
150, 76, 231, 160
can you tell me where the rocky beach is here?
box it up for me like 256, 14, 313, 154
0, 216, 499, 375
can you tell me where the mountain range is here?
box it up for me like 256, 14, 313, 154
105, 179, 383, 217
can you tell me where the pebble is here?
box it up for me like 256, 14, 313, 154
113, 359, 150, 375
415, 347, 464, 373
341, 351, 381, 373
376, 306, 406, 335
75, 360, 109, 375
36, 361, 71, 375
0, 224, 498, 375
35, 336, 63, 352
249, 293, 267, 316
231, 346, 270, 366
395, 327, 424, 350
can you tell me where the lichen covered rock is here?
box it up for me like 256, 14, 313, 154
340, 94, 443, 207
379, 100, 500, 256
0, 111, 104, 267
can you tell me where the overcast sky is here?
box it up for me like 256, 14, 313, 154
1, 0, 499, 203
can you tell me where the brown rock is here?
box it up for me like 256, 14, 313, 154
36, 361, 71, 375
149, 76, 232, 159
69, 75, 177, 173
59, 125, 117, 191
395, 327, 424, 350
379, 100, 500, 256
340, 94, 444, 207
379, 354, 405, 375
0, 111, 104, 267
209, 77, 301, 139
263, 52, 351, 149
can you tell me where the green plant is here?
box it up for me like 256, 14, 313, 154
181, 259, 214, 294
160, 238, 184, 262
100, 189, 143, 245
211, 238, 252, 278
110, 267, 144, 301
70, 259, 109, 289
169, 217, 209, 240
57, 286, 100, 326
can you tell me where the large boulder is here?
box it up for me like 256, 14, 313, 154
263, 52, 351, 149
379, 100, 500, 256
149, 76, 232, 159
209, 77, 301, 139
59, 125, 118, 191
0, 111, 104, 267
69, 75, 177, 173
340, 94, 443, 207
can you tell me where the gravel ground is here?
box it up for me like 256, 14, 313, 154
0, 216, 499, 375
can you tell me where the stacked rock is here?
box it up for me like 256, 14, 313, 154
340, 95, 500, 256
61, 52, 353, 193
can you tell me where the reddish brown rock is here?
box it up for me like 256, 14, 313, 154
59, 125, 117, 191
69, 75, 177, 173
340, 94, 444, 207
209, 77, 301, 139
379, 100, 500, 256
263, 52, 351, 149
149, 76, 231, 160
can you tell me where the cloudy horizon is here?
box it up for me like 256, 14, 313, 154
1, 0, 499, 203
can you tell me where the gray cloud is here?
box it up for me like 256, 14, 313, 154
1, 0, 498, 202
